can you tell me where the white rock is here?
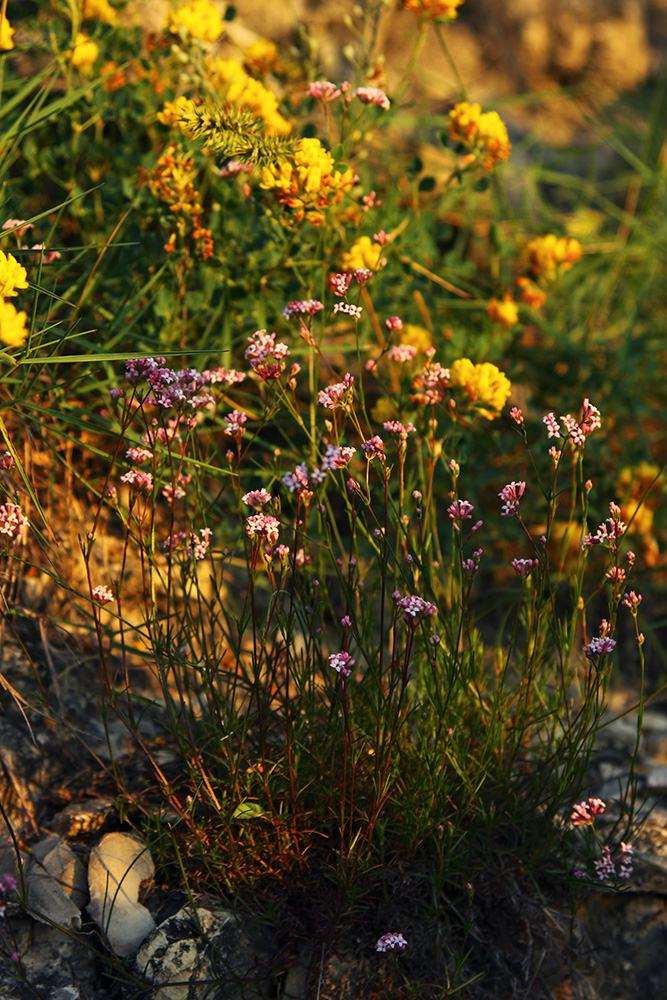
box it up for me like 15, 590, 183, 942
87, 832, 156, 957
25, 836, 86, 930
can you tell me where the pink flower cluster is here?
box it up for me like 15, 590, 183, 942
281, 299, 323, 319
543, 399, 601, 448
92, 585, 114, 605
245, 329, 290, 380
321, 444, 356, 470
375, 932, 407, 953
581, 502, 626, 553
462, 547, 483, 577
447, 499, 474, 526
382, 420, 416, 442
246, 514, 280, 546
307, 80, 350, 101
329, 650, 354, 677
317, 373, 354, 409
411, 361, 450, 405
162, 528, 212, 561
354, 86, 391, 110
389, 344, 416, 363
333, 302, 362, 319
329, 273, 352, 297
224, 410, 248, 438
594, 843, 633, 881
584, 636, 616, 658
570, 797, 606, 826
282, 462, 325, 493
362, 435, 384, 459
124, 357, 213, 411
120, 469, 153, 492
499, 481, 525, 517
395, 593, 437, 624
242, 489, 274, 508
0, 502, 28, 540
511, 557, 539, 578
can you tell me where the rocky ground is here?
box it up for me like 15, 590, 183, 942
2, 619, 667, 999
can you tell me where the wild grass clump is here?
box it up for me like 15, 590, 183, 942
0, 1, 664, 996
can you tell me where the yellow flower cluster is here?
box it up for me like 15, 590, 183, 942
165, 0, 224, 46
141, 145, 213, 259
448, 101, 511, 170
340, 236, 385, 273
157, 96, 197, 128
0, 251, 29, 348
243, 39, 281, 78
205, 57, 291, 135
487, 293, 518, 329
448, 358, 511, 420
526, 234, 582, 282
260, 138, 355, 226
515, 276, 547, 310
616, 462, 662, 564
70, 32, 99, 75
83, 0, 117, 24
0, 15, 14, 50
402, 0, 463, 19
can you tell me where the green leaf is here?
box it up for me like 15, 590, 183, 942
232, 801, 266, 821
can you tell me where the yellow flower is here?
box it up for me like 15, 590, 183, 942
0, 15, 14, 50
0, 300, 28, 348
448, 101, 511, 170
260, 138, 354, 225
83, 0, 117, 24
157, 96, 197, 128
516, 277, 546, 310
400, 324, 432, 354
526, 234, 582, 282
340, 236, 385, 273
0, 252, 28, 298
166, 0, 224, 46
244, 39, 280, 77
70, 33, 99, 74
616, 462, 662, 541
449, 358, 511, 420
402, 0, 463, 20
205, 56, 291, 135
487, 293, 518, 329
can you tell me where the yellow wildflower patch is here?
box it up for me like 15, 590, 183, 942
157, 96, 197, 128
244, 39, 281, 78
402, 0, 463, 20
487, 293, 518, 329
70, 32, 99, 74
205, 57, 291, 136
449, 358, 511, 420
0, 252, 28, 298
83, 0, 117, 24
0, 15, 14, 50
0, 300, 28, 348
526, 234, 582, 282
260, 138, 354, 226
340, 236, 385, 273
166, 0, 224, 46
448, 101, 511, 170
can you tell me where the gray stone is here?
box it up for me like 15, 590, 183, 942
132, 904, 271, 1000
0, 913, 101, 1000
87, 832, 155, 957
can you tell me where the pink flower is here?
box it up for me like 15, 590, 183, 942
447, 499, 474, 526
2, 219, 33, 235
0, 502, 28, 540
31, 244, 61, 263
389, 344, 416, 363
594, 846, 616, 881
126, 447, 153, 465
120, 469, 153, 492
224, 410, 248, 438
374, 230, 390, 245
570, 798, 605, 826
618, 842, 634, 879
362, 435, 384, 459
92, 585, 114, 605
511, 557, 539, 578
462, 548, 483, 576
282, 299, 323, 318
321, 444, 356, 470
623, 590, 642, 610
584, 636, 616, 658
329, 272, 352, 297
219, 160, 253, 178
242, 489, 274, 508
317, 373, 354, 409
375, 932, 407, 953
543, 413, 561, 439
382, 420, 415, 442
333, 302, 362, 319
191, 527, 212, 560
307, 80, 343, 101
581, 502, 626, 552
499, 481, 525, 517
510, 406, 524, 426
329, 650, 355, 677
354, 86, 391, 110
246, 513, 280, 546
395, 593, 437, 624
